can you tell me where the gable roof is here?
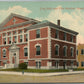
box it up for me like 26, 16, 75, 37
0, 13, 39, 28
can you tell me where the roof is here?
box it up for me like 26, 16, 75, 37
0, 13, 78, 35
25, 20, 78, 35
0, 13, 39, 29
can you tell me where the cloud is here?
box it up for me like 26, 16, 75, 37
0, 6, 32, 23
77, 34, 84, 45
36, 6, 84, 44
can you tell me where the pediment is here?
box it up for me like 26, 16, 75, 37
9, 42, 19, 50
0, 13, 32, 28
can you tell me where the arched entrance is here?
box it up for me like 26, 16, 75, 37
9, 43, 20, 68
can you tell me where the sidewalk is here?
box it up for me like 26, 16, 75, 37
0, 71, 84, 76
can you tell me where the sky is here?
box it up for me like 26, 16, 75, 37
0, 1, 84, 44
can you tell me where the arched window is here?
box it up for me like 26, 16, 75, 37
71, 47, 74, 57
24, 48, 28, 56
63, 46, 67, 56
3, 49, 6, 58
55, 44, 59, 56
36, 46, 40, 55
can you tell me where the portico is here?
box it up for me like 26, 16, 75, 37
8, 43, 20, 68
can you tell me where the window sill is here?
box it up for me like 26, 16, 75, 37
24, 56, 28, 57
3, 57, 7, 58
35, 55, 41, 56
55, 55, 59, 56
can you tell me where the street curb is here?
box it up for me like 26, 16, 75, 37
0, 71, 84, 76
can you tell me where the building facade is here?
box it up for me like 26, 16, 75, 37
77, 44, 84, 68
0, 13, 78, 69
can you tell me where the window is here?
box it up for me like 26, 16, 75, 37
55, 61, 59, 69
24, 48, 28, 56
36, 62, 38, 68
8, 32, 11, 36
63, 32, 67, 41
81, 49, 84, 55
71, 47, 74, 57
3, 33, 6, 37
4, 38, 6, 44
36, 46, 40, 55
13, 31, 16, 35
9, 37, 11, 44
20, 35, 22, 42
77, 62, 79, 67
26, 34, 28, 42
14, 36, 17, 43
36, 29, 40, 38
36, 61, 41, 68
63, 46, 67, 56
71, 35, 73, 42
55, 45, 59, 56
77, 50, 78, 55
19, 30, 22, 34
81, 62, 84, 67
3, 49, 6, 58
55, 30, 59, 39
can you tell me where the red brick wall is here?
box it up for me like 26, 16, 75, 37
28, 60, 47, 66
29, 60, 36, 66
18, 35, 20, 43
41, 60, 47, 66
4, 17, 28, 27
29, 27, 48, 40
29, 39, 48, 59
51, 40, 76, 59
51, 28, 76, 43
0, 34, 2, 45
17, 44, 28, 59
1, 46, 10, 60
19, 60, 24, 64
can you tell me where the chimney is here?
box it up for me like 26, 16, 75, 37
57, 20, 60, 26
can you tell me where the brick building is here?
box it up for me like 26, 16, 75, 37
0, 13, 78, 69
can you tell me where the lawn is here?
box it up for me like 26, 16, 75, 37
0, 68, 68, 73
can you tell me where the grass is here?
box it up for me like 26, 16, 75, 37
73, 68, 84, 71
0, 68, 68, 73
